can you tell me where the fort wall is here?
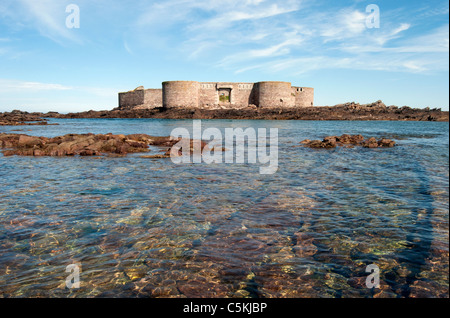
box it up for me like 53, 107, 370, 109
118, 88, 145, 109
258, 81, 295, 108
292, 87, 314, 107
233, 83, 258, 107
143, 89, 162, 108
199, 82, 219, 107
119, 81, 314, 110
118, 87, 162, 109
163, 81, 200, 108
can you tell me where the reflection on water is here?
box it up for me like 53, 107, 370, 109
0, 119, 448, 298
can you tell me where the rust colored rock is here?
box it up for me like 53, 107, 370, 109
0, 133, 196, 157
363, 137, 379, 148
33, 149, 45, 156
301, 134, 396, 149
378, 138, 396, 147
18, 135, 44, 147
323, 136, 337, 147
302, 138, 337, 149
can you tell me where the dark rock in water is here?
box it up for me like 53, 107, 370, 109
301, 134, 396, 149
307, 139, 336, 149
377, 138, 396, 148
323, 136, 337, 147
361, 137, 396, 148
362, 137, 379, 148
337, 134, 364, 144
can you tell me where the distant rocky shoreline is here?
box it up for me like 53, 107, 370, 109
0, 100, 448, 123
0, 110, 57, 126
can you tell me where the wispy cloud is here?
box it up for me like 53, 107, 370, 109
218, 37, 304, 67
123, 40, 133, 55
208, 3, 449, 76
189, 2, 301, 31
340, 24, 449, 54
20, 0, 83, 44
0, 0, 83, 45
0, 79, 73, 91
132, 0, 302, 51
320, 9, 367, 41
0, 79, 118, 98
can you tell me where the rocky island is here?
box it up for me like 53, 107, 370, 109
1, 100, 447, 122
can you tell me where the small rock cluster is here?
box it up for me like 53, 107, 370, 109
300, 134, 396, 149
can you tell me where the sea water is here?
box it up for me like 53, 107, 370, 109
0, 118, 448, 297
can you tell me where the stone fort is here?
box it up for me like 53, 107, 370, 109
118, 81, 314, 110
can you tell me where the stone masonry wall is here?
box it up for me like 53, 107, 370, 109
118, 89, 145, 109
143, 89, 162, 108
258, 81, 295, 108
163, 81, 200, 108
199, 82, 218, 107
293, 87, 314, 107
233, 83, 258, 107
120, 81, 314, 109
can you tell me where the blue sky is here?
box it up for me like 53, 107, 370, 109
0, 0, 448, 112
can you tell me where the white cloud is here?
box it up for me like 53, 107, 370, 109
0, 79, 118, 97
320, 9, 367, 41
219, 37, 303, 67
340, 24, 449, 54
0, 79, 73, 91
216, 6, 448, 76
194, 3, 300, 30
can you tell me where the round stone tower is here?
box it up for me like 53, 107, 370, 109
162, 81, 200, 108
257, 81, 295, 108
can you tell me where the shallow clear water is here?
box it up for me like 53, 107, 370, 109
0, 119, 448, 298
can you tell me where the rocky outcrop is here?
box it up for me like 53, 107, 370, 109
2, 100, 448, 122
0, 110, 56, 126
0, 133, 180, 157
0, 132, 217, 158
301, 134, 396, 149
41, 101, 449, 121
